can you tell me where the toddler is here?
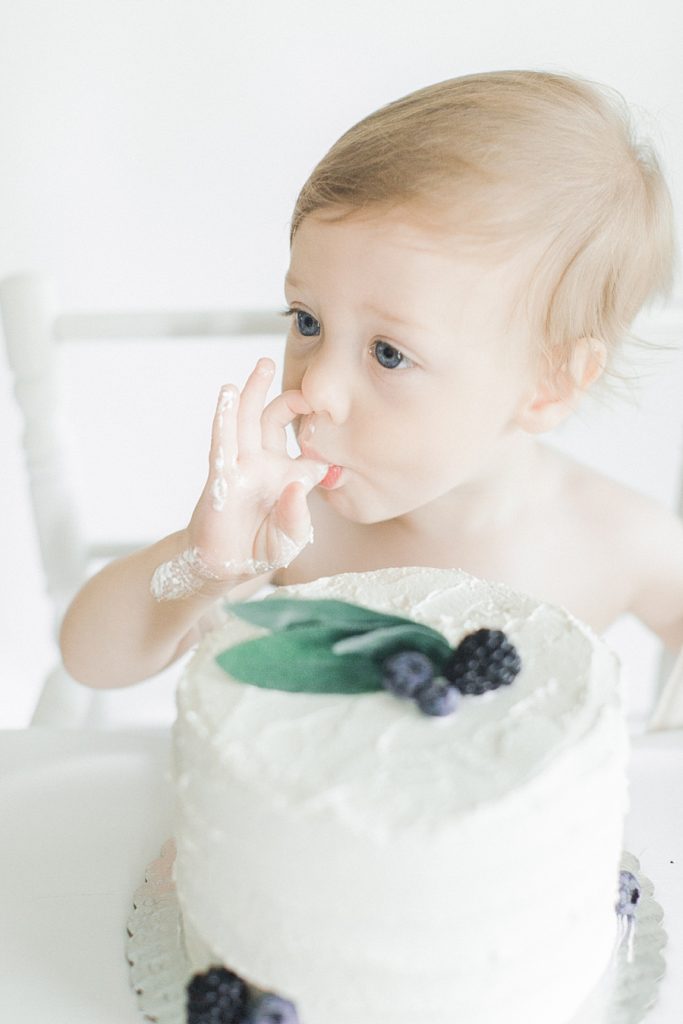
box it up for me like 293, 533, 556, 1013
60, 69, 683, 718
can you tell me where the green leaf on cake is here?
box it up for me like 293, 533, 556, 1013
215, 597, 452, 696
215, 625, 384, 693
331, 624, 452, 663
225, 597, 414, 633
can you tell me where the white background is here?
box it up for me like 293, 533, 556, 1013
1, 0, 682, 727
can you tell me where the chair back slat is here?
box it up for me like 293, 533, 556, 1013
55, 308, 285, 341
1, 273, 89, 630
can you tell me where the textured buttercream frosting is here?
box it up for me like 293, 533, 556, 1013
172, 566, 630, 1024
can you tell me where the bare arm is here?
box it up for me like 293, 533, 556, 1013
59, 530, 265, 688
59, 358, 328, 689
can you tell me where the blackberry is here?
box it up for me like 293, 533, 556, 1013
444, 629, 521, 695
248, 992, 300, 1023
186, 966, 249, 1024
415, 677, 461, 717
616, 869, 640, 918
381, 649, 435, 699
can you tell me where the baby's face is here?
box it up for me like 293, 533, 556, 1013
282, 206, 541, 524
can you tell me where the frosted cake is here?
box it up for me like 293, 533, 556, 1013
172, 566, 630, 1024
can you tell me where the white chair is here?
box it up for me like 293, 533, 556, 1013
0, 270, 285, 727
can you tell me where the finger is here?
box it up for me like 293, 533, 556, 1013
208, 383, 238, 477
261, 389, 312, 453
236, 358, 276, 456
272, 481, 313, 553
288, 456, 329, 490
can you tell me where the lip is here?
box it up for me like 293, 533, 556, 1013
319, 465, 344, 489
299, 441, 344, 490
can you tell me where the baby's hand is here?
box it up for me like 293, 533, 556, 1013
183, 357, 327, 586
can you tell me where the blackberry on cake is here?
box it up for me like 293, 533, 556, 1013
186, 967, 249, 1024
616, 869, 641, 918
444, 627, 522, 694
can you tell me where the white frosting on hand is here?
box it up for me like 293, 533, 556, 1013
149, 547, 221, 601
150, 527, 314, 601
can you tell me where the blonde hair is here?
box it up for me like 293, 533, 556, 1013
290, 69, 678, 395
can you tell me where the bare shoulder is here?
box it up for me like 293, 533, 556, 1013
542, 444, 683, 647
542, 443, 676, 532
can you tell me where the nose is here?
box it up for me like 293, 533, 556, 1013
298, 344, 351, 425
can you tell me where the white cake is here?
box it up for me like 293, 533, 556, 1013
172, 566, 630, 1024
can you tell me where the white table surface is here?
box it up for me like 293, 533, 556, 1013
0, 727, 681, 1023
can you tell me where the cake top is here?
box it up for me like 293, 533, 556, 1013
215, 581, 523, 711
176, 566, 622, 835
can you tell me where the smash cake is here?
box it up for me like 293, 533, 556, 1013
171, 566, 632, 1024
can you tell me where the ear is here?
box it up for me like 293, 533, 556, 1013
515, 337, 607, 434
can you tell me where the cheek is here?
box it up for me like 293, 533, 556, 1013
374, 391, 494, 475
360, 398, 452, 476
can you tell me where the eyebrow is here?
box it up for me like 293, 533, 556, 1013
363, 302, 424, 331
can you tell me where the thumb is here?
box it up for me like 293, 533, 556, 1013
291, 457, 330, 492
271, 480, 315, 558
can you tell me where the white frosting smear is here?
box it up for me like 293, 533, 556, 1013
151, 526, 314, 600
149, 546, 221, 600
210, 387, 237, 511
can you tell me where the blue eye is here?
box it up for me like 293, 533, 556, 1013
372, 340, 408, 369
295, 310, 320, 337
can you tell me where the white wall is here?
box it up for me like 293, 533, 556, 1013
1, 0, 682, 727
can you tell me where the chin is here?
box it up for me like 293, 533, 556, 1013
320, 486, 404, 526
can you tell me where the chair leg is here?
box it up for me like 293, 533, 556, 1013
30, 664, 97, 727
649, 646, 683, 730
